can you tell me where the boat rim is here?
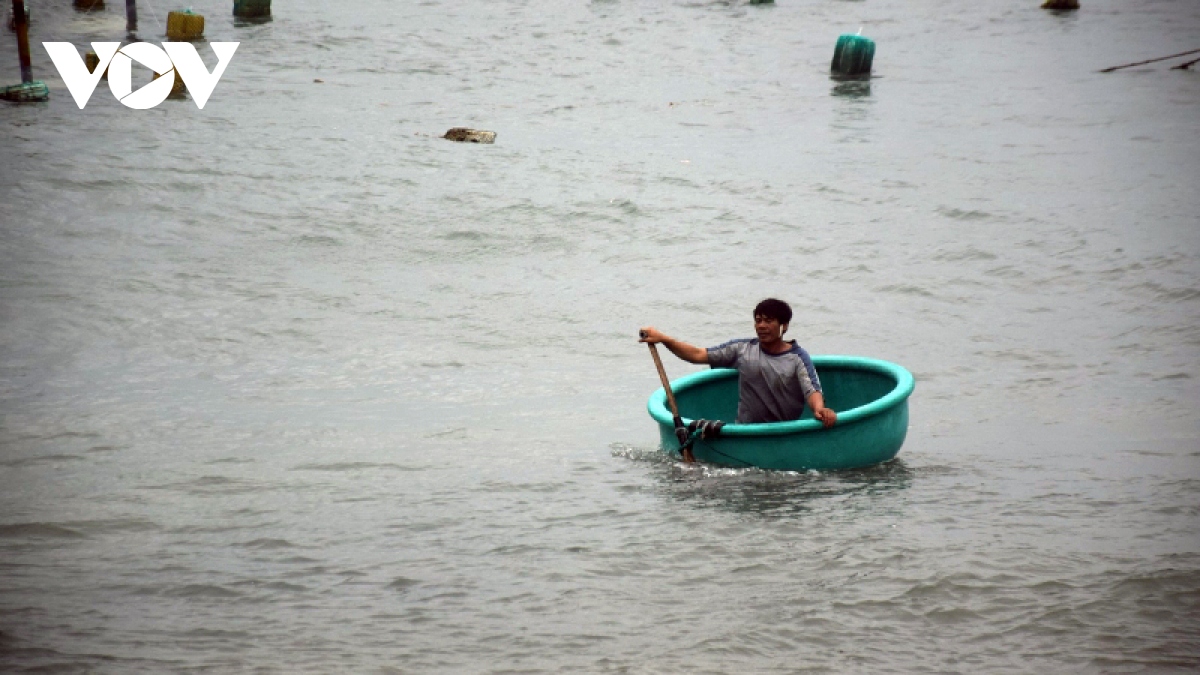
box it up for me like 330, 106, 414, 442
646, 355, 915, 437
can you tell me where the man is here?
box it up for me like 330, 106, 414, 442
639, 298, 837, 431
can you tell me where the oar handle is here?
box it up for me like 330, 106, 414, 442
641, 330, 694, 460
641, 331, 682, 421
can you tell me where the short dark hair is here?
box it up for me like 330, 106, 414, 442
754, 298, 792, 325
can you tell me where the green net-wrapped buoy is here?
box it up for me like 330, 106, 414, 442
234, 0, 272, 18
1, 80, 49, 103
831, 34, 875, 79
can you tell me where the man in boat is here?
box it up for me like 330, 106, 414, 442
639, 298, 837, 437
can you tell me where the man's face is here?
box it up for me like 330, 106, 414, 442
754, 314, 785, 342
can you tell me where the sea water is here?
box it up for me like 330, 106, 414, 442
1, 0, 1197, 671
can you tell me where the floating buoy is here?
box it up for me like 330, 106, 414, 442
233, 0, 271, 19
442, 128, 496, 144
73, 0, 105, 10
166, 10, 204, 40
0, 80, 49, 102
1041, 0, 1080, 9
152, 69, 186, 97
831, 33, 875, 80
85, 50, 109, 79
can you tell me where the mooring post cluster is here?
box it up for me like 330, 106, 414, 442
9, 0, 1193, 114
0, 1, 275, 105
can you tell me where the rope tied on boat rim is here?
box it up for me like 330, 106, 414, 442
678, 418, 756, 467
686, 419, 725, 442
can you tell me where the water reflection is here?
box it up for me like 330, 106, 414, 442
831, 80, 872, 99
653, 458, 912, 519
831, 78, 874, 143
233, 16, 274, 27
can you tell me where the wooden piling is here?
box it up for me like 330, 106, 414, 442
7, 2, 28, 32
13, 0, 31, 82
126, 0, 137, 33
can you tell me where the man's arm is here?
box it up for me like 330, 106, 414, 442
638, 326, 709, 364
807, 391, 837, 428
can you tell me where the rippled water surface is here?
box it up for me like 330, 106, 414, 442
2, 0, 1198, 672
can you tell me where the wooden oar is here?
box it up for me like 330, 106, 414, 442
640, 330, 694, 462
1100, 48, 1200, 72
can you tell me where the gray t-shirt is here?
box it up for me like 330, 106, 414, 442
706, 339, 822, 424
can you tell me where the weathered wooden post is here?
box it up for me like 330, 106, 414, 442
13, 0, 29, 82
126, 0, 137, 33
1, 0, 48, 101
6, 2, 28, 32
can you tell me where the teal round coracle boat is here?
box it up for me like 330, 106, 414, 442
647, 355, 915, 471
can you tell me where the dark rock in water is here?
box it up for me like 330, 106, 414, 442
442, 128, 496, 144
1041, 0, 1080, 9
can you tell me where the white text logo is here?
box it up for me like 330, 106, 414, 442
43, 42, 238, 110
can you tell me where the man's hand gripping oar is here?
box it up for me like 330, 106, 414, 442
639, 329, 696, 463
